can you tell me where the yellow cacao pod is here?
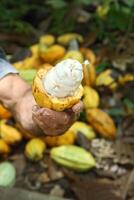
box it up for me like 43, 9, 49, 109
39, 34, 55, 46
86, 108, 117, 139
13, 56, 42, 70
118, 74, 134, 85
0, 104, 12, 119
50, 145, 96, 171
30, 44, 39, 56
69, 121, 96, 140
80, 48, 96, 64
62, 50, 84, 63
25, 138, 46, 161
0, 120, 22, 145
57, 33, 83, 46
13, 61, 23, 69
96, 69, 117, 89
82, 61, 96, 86
83, 86, 100, 109
38, 63, 52, 69
23, 56, 42, 69
0, 139, 11, 155
39, 44, 66, 64
44, 130, 75, 147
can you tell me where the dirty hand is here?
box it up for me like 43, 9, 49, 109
14, 86, 83, 136
0, 74, 83, 137
32, 101, 83, 136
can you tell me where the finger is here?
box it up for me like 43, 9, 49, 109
32, 113, 55, 135
72, 101, 83, 114
33, 113, 69, 136
33, 107, 70, 125
32, 105, 41, 113
32, 104, 82, 136
65, 101, 83, 122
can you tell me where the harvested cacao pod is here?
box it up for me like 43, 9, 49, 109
25, 138, 46, 161
118, 74, 134, 85
57, 33, 83, 46
39, 34, 55, 46
82, 60, 96, 86
0, 120, 22, 145
0, 139, 11, 155
32, 59, 83, 111
23, 55, 42, 69
0, 104, 12, 119
30, 44, 39, 56
13, 60, 24, 69
44, 130, 75, 147
39, 44, 65, 64
13, 55, 42, 70
69, 121, 96, 140
19, 69, 37, 85
80, 48, 96, 64
86, 108, 117, 139
62, 50, 84, 63
96, 69, 118, 89
83, 86, 100, 109
50, 145, 96, 171
0, 162, 16, 187
38, 63, 52, 69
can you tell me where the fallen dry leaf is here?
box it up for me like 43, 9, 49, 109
115, 170, 134, 199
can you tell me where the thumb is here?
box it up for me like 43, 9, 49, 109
72, 101, 83, 114
32, 105, 41, 114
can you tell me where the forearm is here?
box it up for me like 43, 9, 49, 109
0, 74, 31, 111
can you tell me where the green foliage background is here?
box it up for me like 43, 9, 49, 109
0, 0, 134, 37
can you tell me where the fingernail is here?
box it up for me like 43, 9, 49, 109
72, 104, 79, 113
72, 101, 83, 113
32, 105, 39, 113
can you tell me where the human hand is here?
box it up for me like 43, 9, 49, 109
0, 61, 83, 137
14, 87, 83, 136
32, 101, 83, 136
3, 75, 83, 137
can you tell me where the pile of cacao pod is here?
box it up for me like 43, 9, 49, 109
11, 32, 118, 140
0, 32, 133, 172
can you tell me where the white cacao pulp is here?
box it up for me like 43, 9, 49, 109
43, 59, 83, 98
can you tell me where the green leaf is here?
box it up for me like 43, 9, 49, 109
73, 0, 93, 5
79, 111, 87, 122
96, 62, 110, 73
122, 0, 134, 7
123, 98, 134, 113
50, 8, 76, 35
46, 0, 67, 8
107, 108, 125, 117
107, 4, 132, 31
